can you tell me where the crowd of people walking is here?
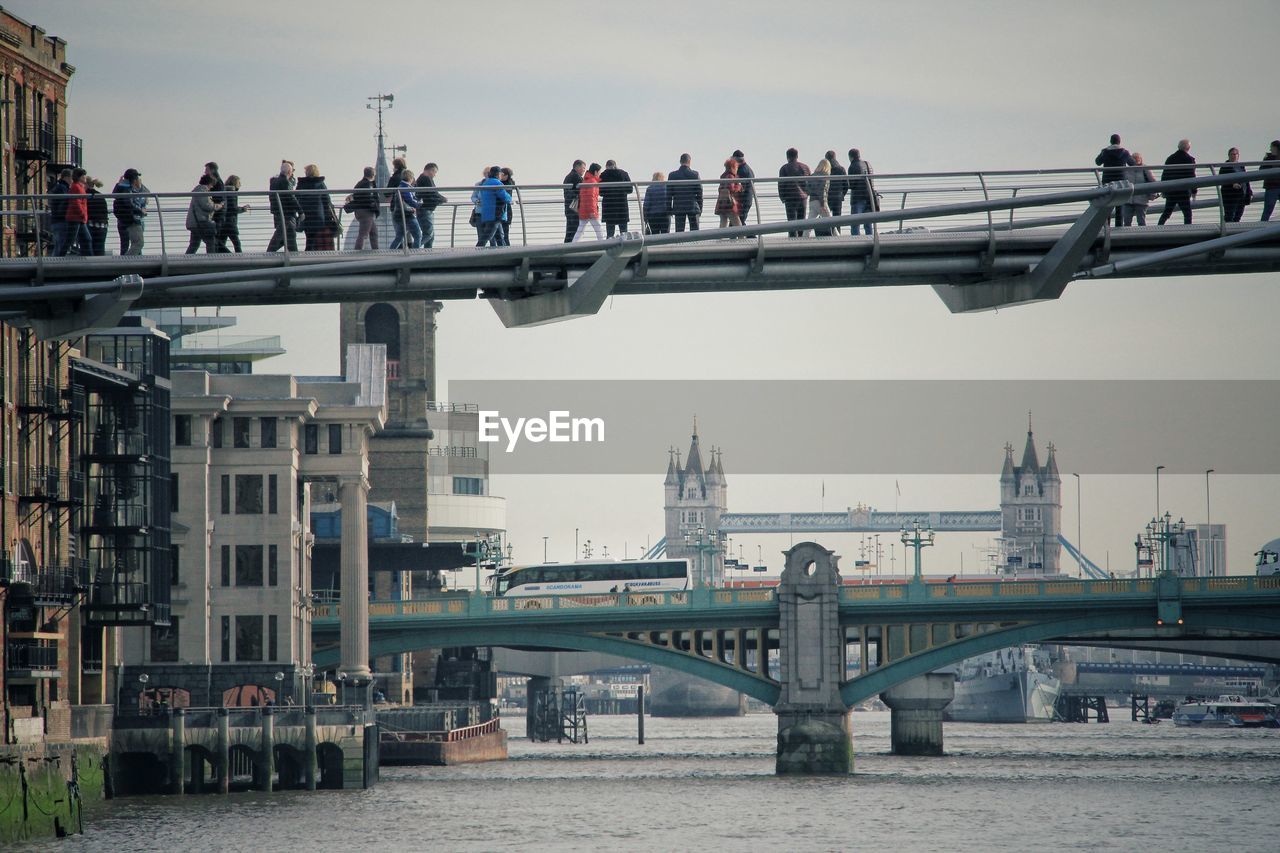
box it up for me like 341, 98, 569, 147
40, 137, 1280, 257
1094, 134, 1280, 226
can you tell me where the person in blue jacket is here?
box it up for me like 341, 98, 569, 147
643, 171, 671, 234
475, 165, 512, 248
389, 167, 422, 250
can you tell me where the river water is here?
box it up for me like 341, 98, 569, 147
40, 711, 1280, 852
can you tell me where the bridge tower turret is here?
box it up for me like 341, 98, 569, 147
998, 417, 1062, 575
663, 424, 727, 586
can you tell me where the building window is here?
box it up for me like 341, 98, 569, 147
1023, 485, 1035, 496
221, 615, 230, 662
453, 477, 483, 495
269, 474, 278, 515
211, 418, 223, 448
268, 544, 278, 587
235, 615, 263, 662
170, 545, 180, 586
150, 616, 179, 662
221, 545, 230, 586
170, 473, 179, 512
174, 415, 192, 446
260, 418, 277, 449
220, 474, 230, 514
232, 414, 249, 448
328, 424, 342, 455
235, 474, 263, 514
268, 614, 278, 662
304, 424, 318, 455
236, 544, 263, 586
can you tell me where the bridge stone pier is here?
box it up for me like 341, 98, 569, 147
880, 673, 955, 756
774, 543, 852, 775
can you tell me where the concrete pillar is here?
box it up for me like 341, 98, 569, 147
339, 476, 372, 680
260, 707, 275, 792
305, 707, 317, 791
216, 708, 230, 794
67, 604, 82, 705
880, 673, 956, 756
169, 708, 186, 795
526, 676, 551, 739
773, 542, 852, 775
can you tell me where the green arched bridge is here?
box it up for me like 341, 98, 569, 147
311, 566, 1280, 710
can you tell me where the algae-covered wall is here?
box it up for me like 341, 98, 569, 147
0, 741, 107, 844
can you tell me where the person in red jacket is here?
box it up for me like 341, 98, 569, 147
572, 163, 604, 241
62, 167, 92, 256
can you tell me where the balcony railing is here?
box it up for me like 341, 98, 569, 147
6, 640, 59, 672
18, 379, 59, 412
89, 502, 149, 530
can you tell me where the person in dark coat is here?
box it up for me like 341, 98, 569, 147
204, 161, 226, 235
599, 160, 634, 237
296, 164, 336, 250
48, 168, 72, 256
217, 174, 250, 252
1259, 140, 1280, 222
414, 163, 447, 249
778, 148, 811, 238
825, 150, 848, 234
732, 150, 755, 225
86, 178, 110, 256
562, 160, 586, 243
1095, 134, 1135, 226
354, 166, 381, 250
1157, 139, 1197, 225
497, 167, 516, 246
643, 171, 671, 234
267, 160, 300, 252
847, 149, 876, 236
1219, 147, 1249, 224
668, 153, 702, 232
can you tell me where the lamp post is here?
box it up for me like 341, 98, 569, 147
137, 672, 149, 714
337, 672, 347, 706
543, 536, 549, 564
1204, 468, 1215, 576
274, 671, 284, 706
1155, 465, 1165, 522
900, 520, 935, 584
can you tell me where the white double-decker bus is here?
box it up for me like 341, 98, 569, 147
492, 559, 691, 596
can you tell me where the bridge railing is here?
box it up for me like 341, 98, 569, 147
840, 573, 1280, 602
4, 161, 1272, 261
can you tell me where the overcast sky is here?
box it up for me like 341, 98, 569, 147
19, 1, 1280, 576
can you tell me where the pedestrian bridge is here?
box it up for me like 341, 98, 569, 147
310, 561, 1280, 710
6, 165, 1279, 337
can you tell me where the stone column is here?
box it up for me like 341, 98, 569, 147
880, 673, 956, 756
260, 707, 275, 792
216, 708, 230, 794
339, 476, 372, 682
773, 542, 852, 775
170, 708, 186, 795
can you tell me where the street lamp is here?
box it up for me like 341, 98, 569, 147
543, 536, 549, 564
337, 672, 347, 706
900, 521, 935, 584
274, 671, 284, 706
1155, 465, 1165, 522
137, 672, 149, 714
1204, 469, 1215, 576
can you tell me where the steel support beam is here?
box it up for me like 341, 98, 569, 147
26, 274, 143, 339
488, 232, 643, 327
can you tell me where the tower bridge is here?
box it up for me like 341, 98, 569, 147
310, 544, 1280, 773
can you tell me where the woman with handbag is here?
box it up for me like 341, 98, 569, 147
572, 163, 604, 241
806, 159, 832, 237
297, 164, 335, 251
715, 158, 743, 229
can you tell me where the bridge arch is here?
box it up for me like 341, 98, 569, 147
322, 626, 783, 705
842, 610, 1280, 707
